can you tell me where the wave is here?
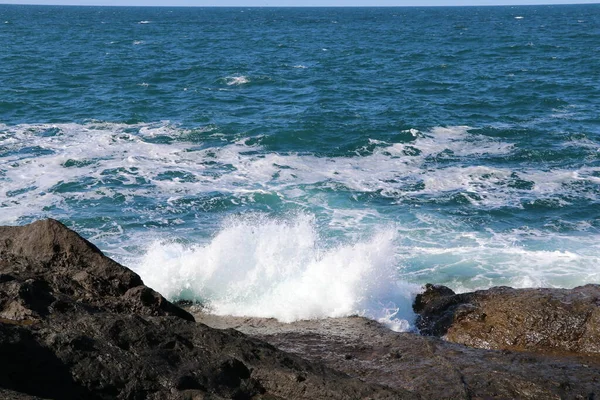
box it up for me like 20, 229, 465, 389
132, 212, 600, 329
1, 119, 598, 328
136, 213, 420, 331
224, 75, 250, 86
396, 224, 600, 292
1, 122, 598, 226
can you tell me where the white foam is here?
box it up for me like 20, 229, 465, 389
1, 122, 598, 226
225, 76, 250, 86
133, 211, 600, 329
396, 221, 600, 293
2, 120, 597, 324
136, 213, 420, 331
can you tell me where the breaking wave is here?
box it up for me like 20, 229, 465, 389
137, 214, 420, 331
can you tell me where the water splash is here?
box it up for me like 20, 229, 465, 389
137, 213, 419, 331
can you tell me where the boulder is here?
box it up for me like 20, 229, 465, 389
414, 283, 600, 355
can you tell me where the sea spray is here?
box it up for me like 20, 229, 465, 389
138, 213, 420, 331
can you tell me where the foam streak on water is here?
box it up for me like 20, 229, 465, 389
1, 121, 599, 307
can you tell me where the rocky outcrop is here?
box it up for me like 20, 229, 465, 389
0, 219, 192, 323
414, 283, 600, 355
194, 314, 600, 400
0, 219, 414, 400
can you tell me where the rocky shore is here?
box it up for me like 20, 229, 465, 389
1, 219, 599, 399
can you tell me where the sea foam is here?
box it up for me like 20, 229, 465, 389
225, 76, 250, 86
137, 213, 420, 331
2, 122, 599, 223
2, 121, 598, 305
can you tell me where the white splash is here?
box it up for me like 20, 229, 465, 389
225, 75, 250, 86
136, 213, 419, 331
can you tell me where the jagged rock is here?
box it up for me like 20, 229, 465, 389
414, 283, 600, 355
0, 219, 414, 400
0, 219, 192, 322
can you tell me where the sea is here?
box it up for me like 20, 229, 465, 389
1, 4, 599, 331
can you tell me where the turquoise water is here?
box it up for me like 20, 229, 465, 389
1, 5, 599, 329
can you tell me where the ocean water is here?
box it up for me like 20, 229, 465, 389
1, 5, 599, 330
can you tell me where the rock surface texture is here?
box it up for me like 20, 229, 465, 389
414, 283, 600, 355
0, 219, 413, 400
195, 313, 600, 400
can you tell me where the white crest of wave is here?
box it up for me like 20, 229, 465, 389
137, 214, 419, 331
225, 75, 250, 86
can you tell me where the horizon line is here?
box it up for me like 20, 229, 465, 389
0, 2, 598, 6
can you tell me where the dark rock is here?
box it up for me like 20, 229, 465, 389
4, 219, 600, 400
194, 313, 600, 400
412, 283, 459, 336
0, 219, 193, 322
0, 388, 48, 400
414, 283, 600, 355
0, 219, 414, 399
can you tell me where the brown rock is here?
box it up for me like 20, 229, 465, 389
414, 283, 600, 355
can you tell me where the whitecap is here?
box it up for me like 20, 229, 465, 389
225, 75, 250, 86
2, 121, 599, 320
5, 122, 597, 227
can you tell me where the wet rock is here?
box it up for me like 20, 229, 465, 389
0, 219, 413, 400
414, 283, 600, 355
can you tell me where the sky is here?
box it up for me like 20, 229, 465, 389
0, 0, 597, 5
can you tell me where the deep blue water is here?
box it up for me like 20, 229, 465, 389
1, 5, 599, 327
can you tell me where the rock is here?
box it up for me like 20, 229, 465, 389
193, 313, 600, 400
0, 219, 192, 322
0, 388, 48, 400
0, 219, 415, 400
414, 283, 600, 355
